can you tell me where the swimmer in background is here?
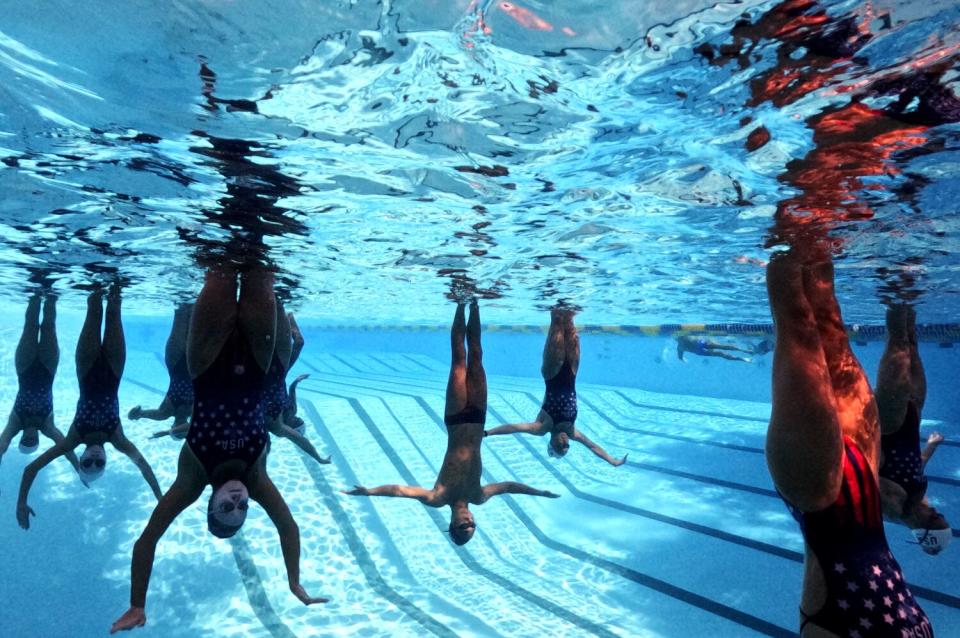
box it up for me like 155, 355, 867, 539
485, 307, 627, 466
17, 287, 163, 529
261, 303, 328, 463
676, 334, 753, 363
127, 303, 194, 440
344, 301, 560, 545
110, 265, 327, 634
281, 312, 309, 432
766, 243, 933, 637
0, 295, 83, 480
875, 303, 951, 554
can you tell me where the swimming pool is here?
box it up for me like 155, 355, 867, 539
1, 0, 960, 635
1, 319, 956, 637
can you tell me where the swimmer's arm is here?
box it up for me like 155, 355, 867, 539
40, 418, 83, 475
288, 313, 305, 368
17, 431, 81, 527
150, 422, 190, 440
479, 482, 560, 502
0, 413, 18, 463
878, 476, 908, 521
572, 431, 628, 466
484, 421, 547, 437
129, 398, 174, 422
115, 466, 205, 631
251, 474, 329, 605
112, 433, 163, 500
342, 484, 438, 504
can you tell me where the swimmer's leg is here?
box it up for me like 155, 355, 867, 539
274, 300, 293, 369
561, 309, 580, 375
103, 285, 126, 379
76, 291, 103, 380
238, 267, 276, 374
15, 296, 41, 375
188, 266, 238, 378
164, 303, 192, 372
803, 255, 880, 471
465, 302, 487, 414
541, 307, 566, 380
288, 313, 305, 368
876, 305, 914, 436
38, 295, 59, 374
766, 250, 843, 512
445, 303, 468, 419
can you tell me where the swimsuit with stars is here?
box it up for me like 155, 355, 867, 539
784, 436, 932, 638
879, 400, 928, 504
13, 360, 54, 426
73, 354, 121, 439
165, 355, 194, 412
542, 360, 577, 425
261, 352, 288, 422
187, 332, 268, 477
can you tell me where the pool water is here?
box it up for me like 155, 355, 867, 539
1, 320, 956, 637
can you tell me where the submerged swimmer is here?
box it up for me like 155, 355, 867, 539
344, 301, 559, 545
0, 295, 83, 479
766, 244, 933, 637
129, 303, 194, 440
485, 307, 626, 466
875, 304, 951, 554
676, 334, 753, 363
17, 287, 163, 529
110, 265, 327, 634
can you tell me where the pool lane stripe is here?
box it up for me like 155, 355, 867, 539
301, 369, 793, 636
124, 372, 297, 638
295, 401, 462, 638
310, 387, 621, 638
299, 366, 960, 608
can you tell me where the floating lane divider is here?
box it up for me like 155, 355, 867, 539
303, 323, 960, 343
124, 369, 297, 638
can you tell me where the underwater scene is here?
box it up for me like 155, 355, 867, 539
0, 1, 958, 636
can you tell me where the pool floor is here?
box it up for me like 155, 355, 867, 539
1, 346, 957, 637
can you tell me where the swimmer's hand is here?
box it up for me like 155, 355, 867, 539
149, 430, 170, 439
342, 485, 369, 496
16, 501, 35, 530
612, 454, 628, 467
319, 455, 332, 464
128, 406, 143, 420
292, 373, 310, 384
928, 432, 944, 446
540, 490, 561, 498
290, 583, 329, 605
110, 607, 146, 633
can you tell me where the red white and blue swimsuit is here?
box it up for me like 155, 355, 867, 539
784, 437, 932, 637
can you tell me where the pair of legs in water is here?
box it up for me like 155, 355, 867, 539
875, 304, 950, 549
111, 265, 326, 634
485, 308, 626, 466
0, 295, 81, 478
17, 288, 163, 529
344, 302, 559, 545
766, 244, 933, 637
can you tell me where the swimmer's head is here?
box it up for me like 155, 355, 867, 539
18, 427, 39, 454
207, 480, 249, 539
448, 504, 475, 546
547, 431, 570, 458
911, 527, 952, 556
288, 415, 305, 429
910, 508, 951, 555
79, 445, 107, 481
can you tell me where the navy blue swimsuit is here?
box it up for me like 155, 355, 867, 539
784, 437, 932, 637
542, 360, 577, 425
261, 353, 288, 422
13, 360, 54, 425
73, 354, 121, 439
187, 332, 269, 478
879, 400, 927, 504
166, 355, 194, 411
